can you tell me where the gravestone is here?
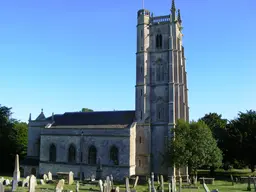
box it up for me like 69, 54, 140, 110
171, 176, 176, 192
110, 175, 114, 188
3, 180, 10, 186
22, 176, 29, 187
148, 178, 152, 192
43, 174, 48, 181
125, 177, 130, 192
179, 177, 182, 192
56, 179, 65, 192
98, 180, 103, 192
115, 186, 119, 192
29, 175, 36, 192
133, 176, 139, 189
103, 181, 107, 192
247, 176, 252, 191
13, 154, 20, 182
96, 157, 103, 180
91, 174, 96, 181
0, 182, 4, 192
151, 172, 156, 192
160, 175, 164, 192
0, 177, 4, 184
106, 176, 111, 192
157, 176, 160, 185
48, 172, 52, 181
168, 182, 171, 192
40, 179, 45, 185
203, 183, 219, 192
230, 175, 234, 186
11, 178, 18, 191
76, 181, 79, 192
68, 172, 74, 185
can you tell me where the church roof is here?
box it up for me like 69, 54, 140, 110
48, 110, 135, 126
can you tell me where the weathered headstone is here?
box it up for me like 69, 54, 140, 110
133, 176, 139, 189
168, 182, 171, 192
230, 175, 234, 186
103, 181, 107, 192
22, 176, 30, 187
106, 176, 111, 192
3, 180, 10, 186
43, 174, 48, 181
0, 177, 4, 184
76, 181, 79, 192
110, 175, 114, 188
11, 179, 18, 191
247, 176, 251, 191
115, 186, 119, 192
148, 178, 152, 192
0, 182, 4, 192
68, 172, 74, 185
179, 177, 182, 192
96, 157, 103, 180
56, 179, 65, 192
171, 176, 176, 192
91, 174, 96, 182
160, 175, 164, 192
151, 172, 156, 192
48, 172, 52, 181
40, 179, 45, 185
157, 175, 160, 185
98, 180, 103, 192
125, 177, 130, 192
28, 175, 36, 192
13, 154, 20, 182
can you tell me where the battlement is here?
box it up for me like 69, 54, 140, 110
151, 15, 170, 24
137, 9, 150, 17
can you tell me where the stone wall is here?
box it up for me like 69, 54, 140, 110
39, 162, 134, 181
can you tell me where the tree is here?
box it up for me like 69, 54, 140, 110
81, 108, 94, 112
165, 119, 222, 178
227, 110, 256, 172
0, 104, 28, 172
199, 113, 229, 170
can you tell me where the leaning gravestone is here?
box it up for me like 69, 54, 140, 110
148, 178, 151, 192
0, 182, 4, 192
40, 179, 45, 185
115, 186, 119, 192
56, 179, 65, 192
125, 177, 130, 192
133, 176, 139, 189
29, 175, 36, 192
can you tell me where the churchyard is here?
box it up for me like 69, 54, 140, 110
0, 155, 255, 192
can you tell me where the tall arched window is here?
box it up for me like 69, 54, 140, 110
110, 146, 119, 165
156, 34, 162, 49
88, 145, 97, 165
68, 144, 76, 163
49, 144, 56, 162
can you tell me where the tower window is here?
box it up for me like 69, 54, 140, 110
139, 136, 142, 143
156, 34, 162, 49
158, 111, 161, 119
140, 66, 143, 74
139, 159, 141, 167
140, 89, 143, 96
141, 30, 143, 38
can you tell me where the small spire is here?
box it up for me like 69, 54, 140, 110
52, 112, 54, 121
41, 108, 43, 113
29, 113, 31, 122
177, 9, 182, 23
171, 0, 176, 12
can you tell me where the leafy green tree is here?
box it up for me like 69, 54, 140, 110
227, 110, 256, 172
166, 119, 222, 178
81, 108, 94, 112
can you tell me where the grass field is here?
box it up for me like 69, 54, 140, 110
0, 177, 252, 192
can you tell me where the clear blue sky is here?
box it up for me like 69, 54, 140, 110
1, 0, 255, 122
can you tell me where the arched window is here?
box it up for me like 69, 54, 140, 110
110, 146, 119, 165
156, 34, 162, 49
49, 144, 56, 162
88, 145, 97, 165
68, 144, 76, 163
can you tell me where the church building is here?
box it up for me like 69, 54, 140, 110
21, 0, 189, 180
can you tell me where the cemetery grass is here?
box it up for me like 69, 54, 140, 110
1, 177, 250, 192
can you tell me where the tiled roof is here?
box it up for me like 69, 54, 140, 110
49, 110, 135, 126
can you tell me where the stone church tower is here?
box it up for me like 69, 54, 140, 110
135, 0, 189, 176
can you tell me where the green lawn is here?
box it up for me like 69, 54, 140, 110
0, 178, 252, 192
